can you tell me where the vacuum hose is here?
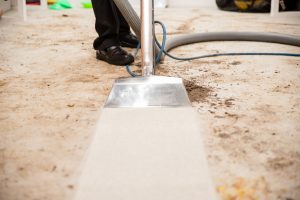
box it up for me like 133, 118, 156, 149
165, 32, 300, 51
112, 0, 300, 61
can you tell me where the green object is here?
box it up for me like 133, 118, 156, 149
49, 0, 72, 10
81, 0, 92, 8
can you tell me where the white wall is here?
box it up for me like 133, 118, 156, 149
0, 0, 12, 12
129, 0, 216, 8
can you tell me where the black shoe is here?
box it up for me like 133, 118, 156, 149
96, 46, 134, 66
120, 33, 139, 48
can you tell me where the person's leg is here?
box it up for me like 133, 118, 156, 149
91, 0, 120, 50
114, 3, 139, 48
91, 0, 134, 65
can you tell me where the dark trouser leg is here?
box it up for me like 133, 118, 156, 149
115, 6, 131, 35
91, 0, 120, 50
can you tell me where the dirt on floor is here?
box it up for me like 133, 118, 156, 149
0, 6, 300, 200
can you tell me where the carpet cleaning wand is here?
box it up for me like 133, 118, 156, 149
141, 0, 155, 76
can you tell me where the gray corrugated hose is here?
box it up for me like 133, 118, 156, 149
165, 32, 300, 51
112, 0, 300, 61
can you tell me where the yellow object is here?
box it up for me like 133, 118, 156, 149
234, 0, 253, 10
234, 0, 265, 10
48, 0, 57, 4
217, 177, 268, 200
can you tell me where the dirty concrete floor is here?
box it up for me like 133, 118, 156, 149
0, 6, 300, 200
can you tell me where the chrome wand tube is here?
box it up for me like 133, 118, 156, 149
141, 0, 154, 76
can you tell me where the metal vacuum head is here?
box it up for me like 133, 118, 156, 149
105, 76, 191, 108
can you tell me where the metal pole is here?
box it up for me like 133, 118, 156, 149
141, 0, 154, 76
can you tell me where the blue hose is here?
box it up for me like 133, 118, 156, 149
126, 21, 300, 77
